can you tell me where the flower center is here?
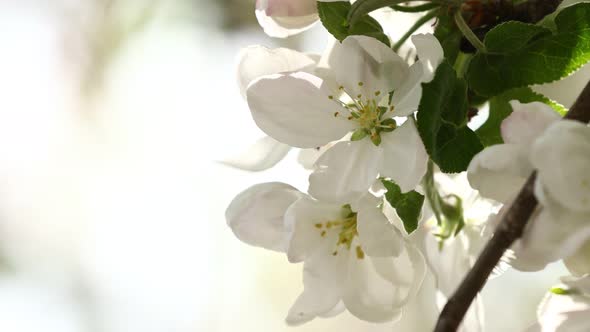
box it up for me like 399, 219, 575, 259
314, 204, 365, 259
328, 82, 397, 146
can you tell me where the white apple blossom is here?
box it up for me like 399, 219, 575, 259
247, 34, 443, 203
226, 182, 427, 324
526, 274, 590, 332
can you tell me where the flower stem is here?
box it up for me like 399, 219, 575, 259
434, 79, 590, 332
393, 9, 439, 52
453, 10, 486, 53
453, 51, 472, 78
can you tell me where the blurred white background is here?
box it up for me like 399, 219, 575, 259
0, 1, 587, 331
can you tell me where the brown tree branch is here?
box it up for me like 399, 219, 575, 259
434, 79, 590, 332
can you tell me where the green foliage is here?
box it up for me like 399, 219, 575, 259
417, 61, 484, 173
477, 87, 567, 146
467, 3, 590, 97
433, 11, 462, 64
382, 179, 424, 234
317, 1, 390, 46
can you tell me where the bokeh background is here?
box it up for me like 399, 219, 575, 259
0, 1, 588, 331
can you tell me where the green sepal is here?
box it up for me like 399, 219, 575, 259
382, 179, 425, 234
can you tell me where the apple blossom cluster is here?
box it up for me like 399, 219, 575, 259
225, 0, 590, 331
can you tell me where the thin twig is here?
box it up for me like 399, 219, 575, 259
434, 79, 590, 332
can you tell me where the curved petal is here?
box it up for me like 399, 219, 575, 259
512, 205, 590, 272
531, 120, 590, 212
356, 195, 404, 257
328, 35, 407, 98
527, 291, 590, 332
226, 182, 304, 252
341, 243, 403, 323
284, 196, 344, 263
236, 45, 318, 98
342, 242, 426, 322
501, 101, 561, 144
297, 142, 334, 170
424, 232, 472, 297
220, 136, 291, 171
309, 140, 381, 204
562, 275, 590, 294
255, 0, 318, 38
247, 72, 355, 148
564, 240, 590, 277
390, 62, 424, 117
467, 144, 532, 203
380, 119, 428, 193
411, 33, 444, 83
260, 0, 317, 17
391, 270, 439, 332
286, 247, 347, 325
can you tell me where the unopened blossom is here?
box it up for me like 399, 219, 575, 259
256, 0, 347, 38
512, 120, 590, 275
226, 182, 426, 324
467, 101, 590, 274
467, 101, 561, 203
247, 34, 443, 203
526, 275, 590, 332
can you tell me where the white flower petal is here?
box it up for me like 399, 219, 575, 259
502, 101, 561, 144
527, 291, 590, 332
236, 46, 317, 98
328, 35, 407, 98
309, 140, 382, 204
255, 0, 318, 38
341, 243, 426, 322
284, 196, 344, 263
562, 275, 590, 294
380, 119, 428, 193
260, 0, 317, 17
247, 72, 355, 148
460, 296, 486, 332
512, 204, 590, 272
531, 120, 590, 212
220, 136, 291, 171
286, 247, 347, 325
341, 245, 403, 323
390, 270, 439, 332
226, 182, 304, 252
424, 231, 472, 297
564, 240, 590, 277
296, 143, 334, 170
390, 62, 424, 117
467, 144, 532, 203
356, 195, 404, 257
411, 33, 444, 83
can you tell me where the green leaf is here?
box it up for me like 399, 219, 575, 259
476, 87, 567, 146
382, 179, 424, 234
417, 61, 484, 173
467, 3, 590, 97
347, 0, 407, 26
317, 1, 390, 46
